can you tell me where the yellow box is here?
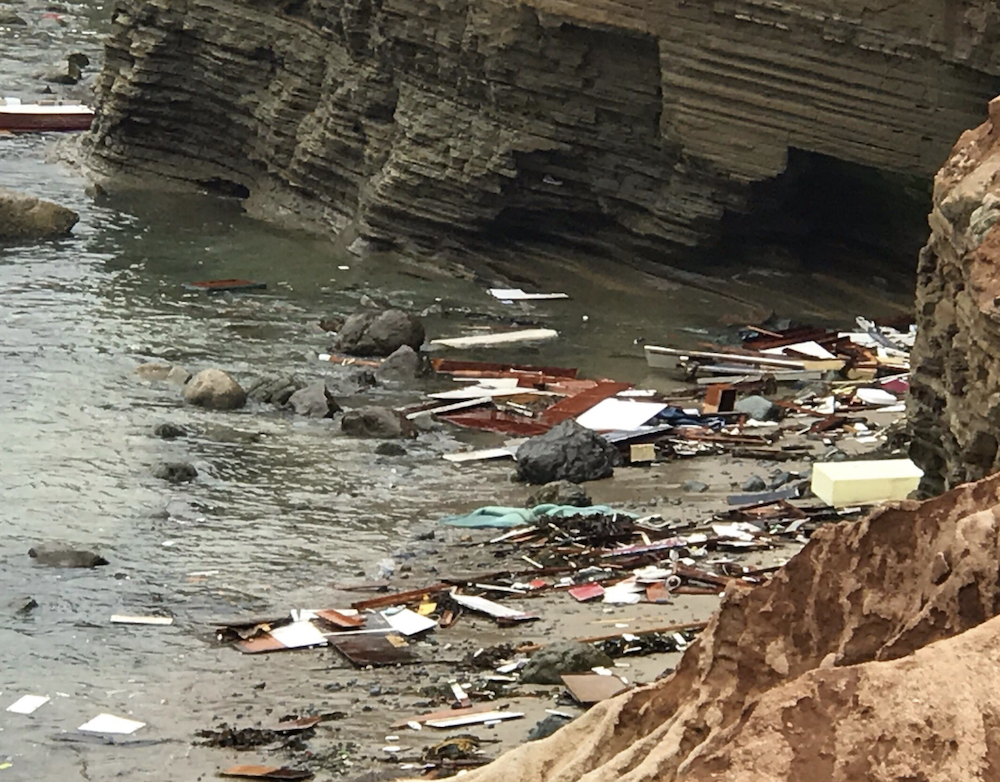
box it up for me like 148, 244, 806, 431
811, 459, 923, 507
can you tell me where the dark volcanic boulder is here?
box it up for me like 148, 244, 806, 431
341, 406, 414, 439
334, 310, 425, 357
287, 382, 340, 418
245, 374, 305, 405
516, 420, 620, 484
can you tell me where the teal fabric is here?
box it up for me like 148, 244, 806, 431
439, 503, 637, 528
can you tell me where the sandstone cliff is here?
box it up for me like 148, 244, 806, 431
911, 97, 1000, 493
80, 0, 1000, 264
445, 473, 1000, 782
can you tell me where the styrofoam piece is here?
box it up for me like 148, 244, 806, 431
575, 399, 667, 431
488, 288, 569, 301
855, 388, 899, 406
110, 615, 174, 625
424, 710, 523, 728
268, 620, 329, 649
380, 608, 437, 636
430, 329, 558, 348
6, 695, 49, 715
811, 459, 923, 507
78, 713, 146, 734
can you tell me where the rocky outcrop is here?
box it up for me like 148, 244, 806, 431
80, 0, 1000, 265
911, 97, 1000, 493
0, 190, 78, 240
451, 472, 1000, 782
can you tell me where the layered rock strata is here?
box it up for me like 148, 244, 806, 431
446, 472, 1000, 782
81, 0, 1000, 262
911, 96, 1000, 492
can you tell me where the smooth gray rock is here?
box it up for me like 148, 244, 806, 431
515, 420, 620, 485
245, 374, 304, 405
334, 309, 425, 357
741, 474, 767, 492
153, 462, 198, 483
153, 422, 186, 439
682, 480, 709, 493
375, 345, 422, 381
520, 641, 613, 685
0, 189, 78, 240
29, 545, 108, 568
734, 395, 778, 422
287, 382, 341, 418
341, 406, 414, 439
135, 362, 191, 385
526, 480, 592, 508
326, 368, 378, 397
183, 368, 246, 410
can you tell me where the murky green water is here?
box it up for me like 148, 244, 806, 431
0, 3, 917, 779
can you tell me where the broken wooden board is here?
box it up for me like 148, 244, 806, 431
220, 765, 313, 780
424, 710, 524, 729
391, 704, 497, 729
561, 674, 629, 705
329, 633, 417, 667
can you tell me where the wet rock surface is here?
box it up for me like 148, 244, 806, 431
0, 189, 79, 240
153, 462, 198, 483
153, 422, 187, 439
516, 421, 620, 485
341, 406, 414, 439
525, 480, 592, 507
135, 362, 191, 385
246, 374, 305, 405
287, 382, 340, 418
334, 310, 425, 357
375, 345, 423, 382
28, 544, 108, 568
182, 368, 247, 410
520, 641, 614, 685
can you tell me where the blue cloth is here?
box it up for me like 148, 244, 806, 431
439, 503, 637, 529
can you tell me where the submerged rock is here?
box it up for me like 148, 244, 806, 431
287, 382, 340, 418
135, 362, 191, 385
341, 406, 414, 439
29, 545, 108, 568
515, 420, 620, 485
153, 422, 186, 439
0, 11, 27, 25
375, 441, 407, 456
334, 310, 425, 357
526, 480, 592, 507
8, 596, 39, 615
520, 641, 613, 685
183, 368, 246, 410
245, 374, 304, 406
0, 189, 78, 240
153, 461, 198, 483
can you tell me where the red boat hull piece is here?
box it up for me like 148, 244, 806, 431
0, 112, 94, 133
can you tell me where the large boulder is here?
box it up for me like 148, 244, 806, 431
183, 368, 247, 410
515, 420, 620, 485
287, 382, 340, 418
334, 309, 425, 357
0, 189, 78, 241
341, 406, 414, 439
520, 641, 614, 685
245, 374, 305, 405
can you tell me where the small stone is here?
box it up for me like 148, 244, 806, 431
183, 368, 247, 410
375, 441, 407, 456
682, 480, 709, 493
10, 596, 38, 615
375, 345, 422, 382
153, 462, 198, 483
769, 470, 792, 489
153, 423, 187, 439
527, 713, 573, 741
742, 475, 767, 492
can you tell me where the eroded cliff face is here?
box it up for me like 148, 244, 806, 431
81, 0, 1000, 265
911, 97, 1000, 493
445, 473, 1000, 782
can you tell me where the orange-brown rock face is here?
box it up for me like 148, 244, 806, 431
80, 0, 1000, 263
911, 97, 1000, 493
447, 474, 1000, 782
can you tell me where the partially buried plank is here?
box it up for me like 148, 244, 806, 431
391, 704, 496, 729
220, 765, 313, 781
561, 674, 629, 705
329, 633, 418, 667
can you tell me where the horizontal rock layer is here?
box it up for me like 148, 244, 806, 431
910, 96, 1000, 492
81, 0, 1000, 262
451, 471, 1000, 782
